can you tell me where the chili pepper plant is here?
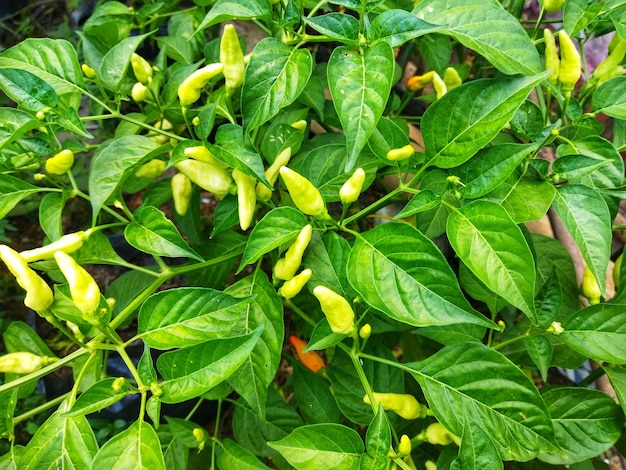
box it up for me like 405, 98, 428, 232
1, 0, 626, 468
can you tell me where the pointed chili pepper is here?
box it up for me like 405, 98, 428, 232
274, 225, 312, 281
0, 245, 53, 313
289, 336, 325, 373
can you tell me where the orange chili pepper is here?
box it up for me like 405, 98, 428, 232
289, 336, 325, 373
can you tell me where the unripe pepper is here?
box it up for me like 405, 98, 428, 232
131, 53, 153, 84
54, 251, 101, 316
289, 335, 325, 373
432, 71, 447, 99
581, 265, 602, 305
592, 39, 626, 85
279, 167, 327, 217
443, 67, 462, 90
135, 159, 166, 179
232, 169, 257, 231
397, 434, 412, 456
359, 323, 372, 339
184, 146, 228, 169
20, 231, 89, 262
424, 423, 460, 446
362, 392, 425, 420
220, 24, 245, 94
339, 168, 366, 205
45, 149, 74, 175
313, 285, 355, 335
274, 224, 313, 281
387, 144, 414, 161
81, 64, 96, 79
279, 268, 312, 299
174, 159, 234, 199
171, 172, 193, 216
0, 245, 53, 313
131, 82, 149, 102
543, 29, 560, 84
0, 352, 53, 374
558, 30, 581, 94
178, 63, 225, 107
613, 254, 622, 290
543, 0, 565, 12
193, 427, 208, 450
257, 147, 292, 202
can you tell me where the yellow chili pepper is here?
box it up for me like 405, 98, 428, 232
279, 268, 312, 299
178, 63, 225, 107
135, 160, 166, 179
313, 285, 355, 335
45, 149, 74, 175
174, 159, 234, 199
558, 30, 581, 94
232, 169, 257, 231
0, 352, 54, 374
257, 147, 292, 202
171, 172, 193, 216
274, 225, 313, 281
544, 29, 560, 84
20, 231, 89, 262
339, 168, 366, 205
581, 265, 602, 305
54, 251, 101, 316
220, 24, 245, 94
0, 245, 53, 313
131, 53, 153, 84
387, 144, 414, 161
279, 167, 327, 217
363, 392, 426, 420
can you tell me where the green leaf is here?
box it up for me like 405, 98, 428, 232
303, 14, 360, 44
394, 190, 440, 218
157, 328, 262, 403
73, 231, 128, 266
410, 342, 557, 461
458, 262, 508, 317
422, 73, 547, 168
268, 424, 364, 470
242, 38, 313, 131
348, 222, 494, 329
485, 171, 556, 223
292, 362, 342, 425
447, 200, 537, 322
365, 406, 391, 461
124, 206, 203, 261
89, 135, 162, 224
456, 143, 538, 198
413, 0, 542, 75
305, 231, 354, 300
239, 207, 307, 272
217, 438, 273, 470
21, 407, 98, 470
225, 271, 284, 420
563, 0, 604, 37
367, 117, 411, 161
551, 184, 611, 296
328, 42, 394, 171
0, 174, 42, 219
137, 287, 253, 349
560, 304, 626, 363
605, 367, 626, 417
450, 420, 502, 470
99, 33, 152, 91
64, 378, 130, 417
0, 38, 84, 97
551, 154, 612, 182
91, 421, 165, 470
525, 335, 552, 382
0, 68, 57, 112
593, 76, 626, 119
195, 0, 272, 32
369, 9, 442, 47
539, 388, 623, 465
39, 192, 66, 241
0, 108, 40, 151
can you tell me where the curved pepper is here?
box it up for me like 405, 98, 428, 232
279, 268, 312, 299
174, 159, 234, 199
339, 168, 366, 205
279, 167, 327, 217
257, 147, 292, 202
363, 392, 426, 420
178, 63, 225, 107
0, 245, 53, 313
20, 231, 89, 262
289, 335, 325, 373
183, 146, 228, 169
443, 67, 462, 90
220, 24, 245, 94
54, 251, 101, 317
274, 225, 313, 281
313, 285, 355, 335
135, 159, 166, 179
171, 172, 193, 216
232, 169, 257, 231
592, 39, 626, 85
45, 149, 74, 175
581, 265, 602, 305
543, 29, 560, 84
387, 144, 414, 162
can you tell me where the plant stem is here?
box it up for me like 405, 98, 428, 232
13, 392, 69, 425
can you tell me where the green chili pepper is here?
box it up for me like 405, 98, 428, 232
544, 29, 560, 84
54, 251, 101, 316
135, 159, 166, 179
443, 67, 462, 90
363, 392, 426, 420
558, 30, 581, 94
0, 352, 54, 374
0, 245, 53, 313
313, 285, 355, 335
220, 24, 245, 94
274, 225, 312, 281
432, 71, 447, 99
339, 168, 366, 205
175, 159, 234, 199
279, 167, 327, 217
171, 172, 193, 216
20, 231, 89, 262
232, 169, 257, 231
183, 146, 228, 169
387, 144, 414, 162
543, 0, 565, 13
592, 39, 626, 85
